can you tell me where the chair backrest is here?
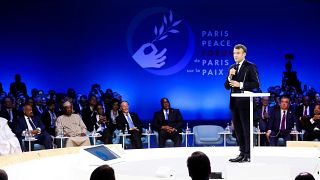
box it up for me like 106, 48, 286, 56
193, 125, 224, 145
193, 125, 224, 139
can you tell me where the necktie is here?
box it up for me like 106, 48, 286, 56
126, 113, 135, 129
262, 106, 267, 119
280, 111, 286, 131
50, 111, 56, 127
165, 110, 169, 121
28, 117, 36, 130
8, 109, 13, 122
235, 63, 240, 74
303, 106, 307, 116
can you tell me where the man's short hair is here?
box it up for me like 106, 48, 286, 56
187, 151, 211, 179
295, 172, 315, 180
90, 164, 115, 180
0, 169, 8, 180
234, 44, 247, 53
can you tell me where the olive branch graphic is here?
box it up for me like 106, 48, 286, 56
151, 10, 182, 44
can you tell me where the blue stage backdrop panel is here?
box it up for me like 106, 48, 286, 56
0, 0, 319, 120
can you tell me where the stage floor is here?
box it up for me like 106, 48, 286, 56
1, 146, 319, 180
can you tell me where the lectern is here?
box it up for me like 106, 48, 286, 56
231, 92, 270, 162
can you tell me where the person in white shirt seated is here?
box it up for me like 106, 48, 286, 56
0, 117, 22, 155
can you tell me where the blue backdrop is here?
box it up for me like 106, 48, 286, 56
0, 0, 319, 120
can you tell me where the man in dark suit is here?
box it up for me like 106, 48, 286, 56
82, 94, 98, 129
15, 104, 53, 151
266, 96, 296, 146
153, 98, 183, 148
303, 104, 320, 141
296, 95, 314, 131
0, 97, 19, 131
41, 99, 57, 136
85, 103, 114, 144
224, 44, 260, 162
116, 101, 142, 149
254, 96, 273, 146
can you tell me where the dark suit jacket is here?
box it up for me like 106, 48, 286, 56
0, 108, 19, 130
296, 104, 315, 118
267, 108, 296, 135
224, 60, 260, 110
41, 110, 57, 135
15, 115, 45, 138
152, 108, 183, 132
304, 116, 320, 132
254, 105, 273, 130
85, 112, 114, 132
116, 112, 142, 133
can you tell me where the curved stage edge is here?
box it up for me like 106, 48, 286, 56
0, 143, 319, 180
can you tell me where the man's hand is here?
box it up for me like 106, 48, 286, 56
263, 112, 269, 119
80, 133, 87, 137
228, 68, 236, 79
266, 130, 271, 139
229, 80, 240, 88
98, 116, 107, 124
129, 127, 139, 131
31, 129, 40, 135
313, 115, 320, 121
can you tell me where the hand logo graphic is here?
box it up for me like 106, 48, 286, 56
132, 43, 167, 68
132, 10, 181, 69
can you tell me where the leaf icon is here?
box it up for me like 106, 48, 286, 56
172, 19, 182, 27
159, 23, 164, 35
163, 15, 167, 25
169, 10, 173, 23
158, 35, 168, 41
154, 26, 158, 36
168, 29, 179, 33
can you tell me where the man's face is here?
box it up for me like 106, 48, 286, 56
314, 105, 320, 115
261, 97, 269, 106
64, 106, 73, 116
4, 98, 13, 108
80, 97, 87, 106
48, 104, 55, 111
120, 102, 129, 113
233, 48, 246, 63
302, 96, 309, 106
112, 102, 119, 111
24, 105, 33, 117
89, 96, 97, 106
161, 99, 170, 110
280, 98, 289, 110
96, 105, 104, 115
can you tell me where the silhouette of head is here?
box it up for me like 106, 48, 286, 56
295, 172, 315, 180
90, 164, 115, 180
187, 151, 211, 180
0, 169, 8, 180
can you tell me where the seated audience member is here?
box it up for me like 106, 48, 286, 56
82, 95, 98, 128
41, 99, 57, 136
0, 117, 22, 155
295, 172, 315, 180
87, 103, 114, 144
152, 98, 183, 147
266, 96, 296, 146
0, 97, 19, 131
56, 101, 90, 147
0, 169, 8, 180
15, 104, 53, 150
296, 95, 314, 130
90, 164, 115, 180
74, 94, 87, 116
116, 101, 142, 149
254, 96, 273, 146
303, 104, 320, 141
106, 99, 120, 132
187, 151, 211, 180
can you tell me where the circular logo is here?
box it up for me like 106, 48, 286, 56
127, 7, 195, 76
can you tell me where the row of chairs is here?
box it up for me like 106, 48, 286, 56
28, 125, 236, 150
